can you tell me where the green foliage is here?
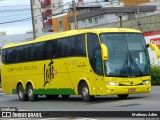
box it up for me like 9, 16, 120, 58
151, 63, 160, 85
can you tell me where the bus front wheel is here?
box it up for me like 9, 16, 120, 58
17, 84, 28, 101
27, 84, 38, 102
80, 82, 94, 102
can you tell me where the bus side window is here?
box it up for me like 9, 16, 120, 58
57, 38, 67, 58
75, 34, 86, 56
2, 49, 7, 64
14, 46, 23, 63
23, 44, 34, 62
7, 49, 13, 64
87, 33, 103, 76
70, 34, 86, 57
35, 42, 45, 60
45, 40, 58, 59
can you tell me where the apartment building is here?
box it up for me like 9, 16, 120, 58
51, 0, 124, 32
68, 5, 156, 29
32, 0, 43, 34
31, 0, 62, 35
119, 0, 150, 6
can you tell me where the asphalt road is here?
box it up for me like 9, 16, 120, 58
0, 86, 160, 119
0, 86, 160, 111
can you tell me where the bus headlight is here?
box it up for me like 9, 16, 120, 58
142, 80, 151, 85
107, 82, 119, 86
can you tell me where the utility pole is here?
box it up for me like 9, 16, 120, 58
136, 0, 141, 28
72, 0, 78, 29
30, 0, 36, 39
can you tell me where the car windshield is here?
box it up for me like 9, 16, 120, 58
100, 33, 150, 77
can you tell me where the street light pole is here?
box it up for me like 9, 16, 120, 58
72, 0, 78, 29
136, 0, 140, 27
30, 0, 36, 39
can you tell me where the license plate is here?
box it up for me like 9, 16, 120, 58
128, 88, 136, 92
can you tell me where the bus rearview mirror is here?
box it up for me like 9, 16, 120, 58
101, 44, 108, 60
148, 44, 160, 59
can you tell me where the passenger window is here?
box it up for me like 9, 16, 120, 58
35, 42, 45, 60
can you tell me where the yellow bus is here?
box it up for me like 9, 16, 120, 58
1, 28, 160, 102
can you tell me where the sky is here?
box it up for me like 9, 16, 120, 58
0, 0, 118, 35
0, 0, 70, 35
0, 0, 32, 35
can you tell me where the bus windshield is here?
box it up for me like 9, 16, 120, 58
100, 33, 150, 77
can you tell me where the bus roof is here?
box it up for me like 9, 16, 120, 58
2, 28, 141, 49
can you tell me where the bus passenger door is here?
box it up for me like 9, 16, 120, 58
94, 49, 106, 95
87, 33, 105, 95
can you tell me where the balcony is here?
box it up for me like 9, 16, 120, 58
41, 0, 51, 8
43, 19, 52, 27
42, 9, 52, 18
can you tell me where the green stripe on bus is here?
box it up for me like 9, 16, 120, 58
12, 89, 17, 94
12, 88, 76, 95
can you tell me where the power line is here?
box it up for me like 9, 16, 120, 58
0, 5, 31, 7
0, 2, 71, 7
0, 18, 31, 24
0, 0, 154, 25
0, 2, 71, 25
0, 13, 31, 17
0, 9, 31, 12
0, 1, 152, 13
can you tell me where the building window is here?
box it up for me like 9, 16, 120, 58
88, 18, 92, 24
99, 15, 104, 20
82, 20, 86, 27
33, 9, 36, 14
58, 2, 61, 8
53, 4, 55, 8
59, 21, 62, 28
36, 29, 38, 33
34, 19, 37, 24
32, 0, 35, 5
94, 17, 99, 24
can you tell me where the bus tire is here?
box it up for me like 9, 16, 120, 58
62, 95, 70, 98
118, 94, 129, 99
17, 84, 28, 101
27, 84, 38, 102
46, 95, 59, 99
80, 82, 94, 102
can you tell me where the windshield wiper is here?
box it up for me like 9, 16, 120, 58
122, 34, 143, 76
128, 51, 143, 76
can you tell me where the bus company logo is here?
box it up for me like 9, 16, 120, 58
43, 59, 57, 87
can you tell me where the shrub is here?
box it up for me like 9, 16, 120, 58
151, 63, 160, 85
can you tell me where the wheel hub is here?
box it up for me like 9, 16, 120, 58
82, 87, 88, 98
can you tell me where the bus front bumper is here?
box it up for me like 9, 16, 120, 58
106, 84, 151, 95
